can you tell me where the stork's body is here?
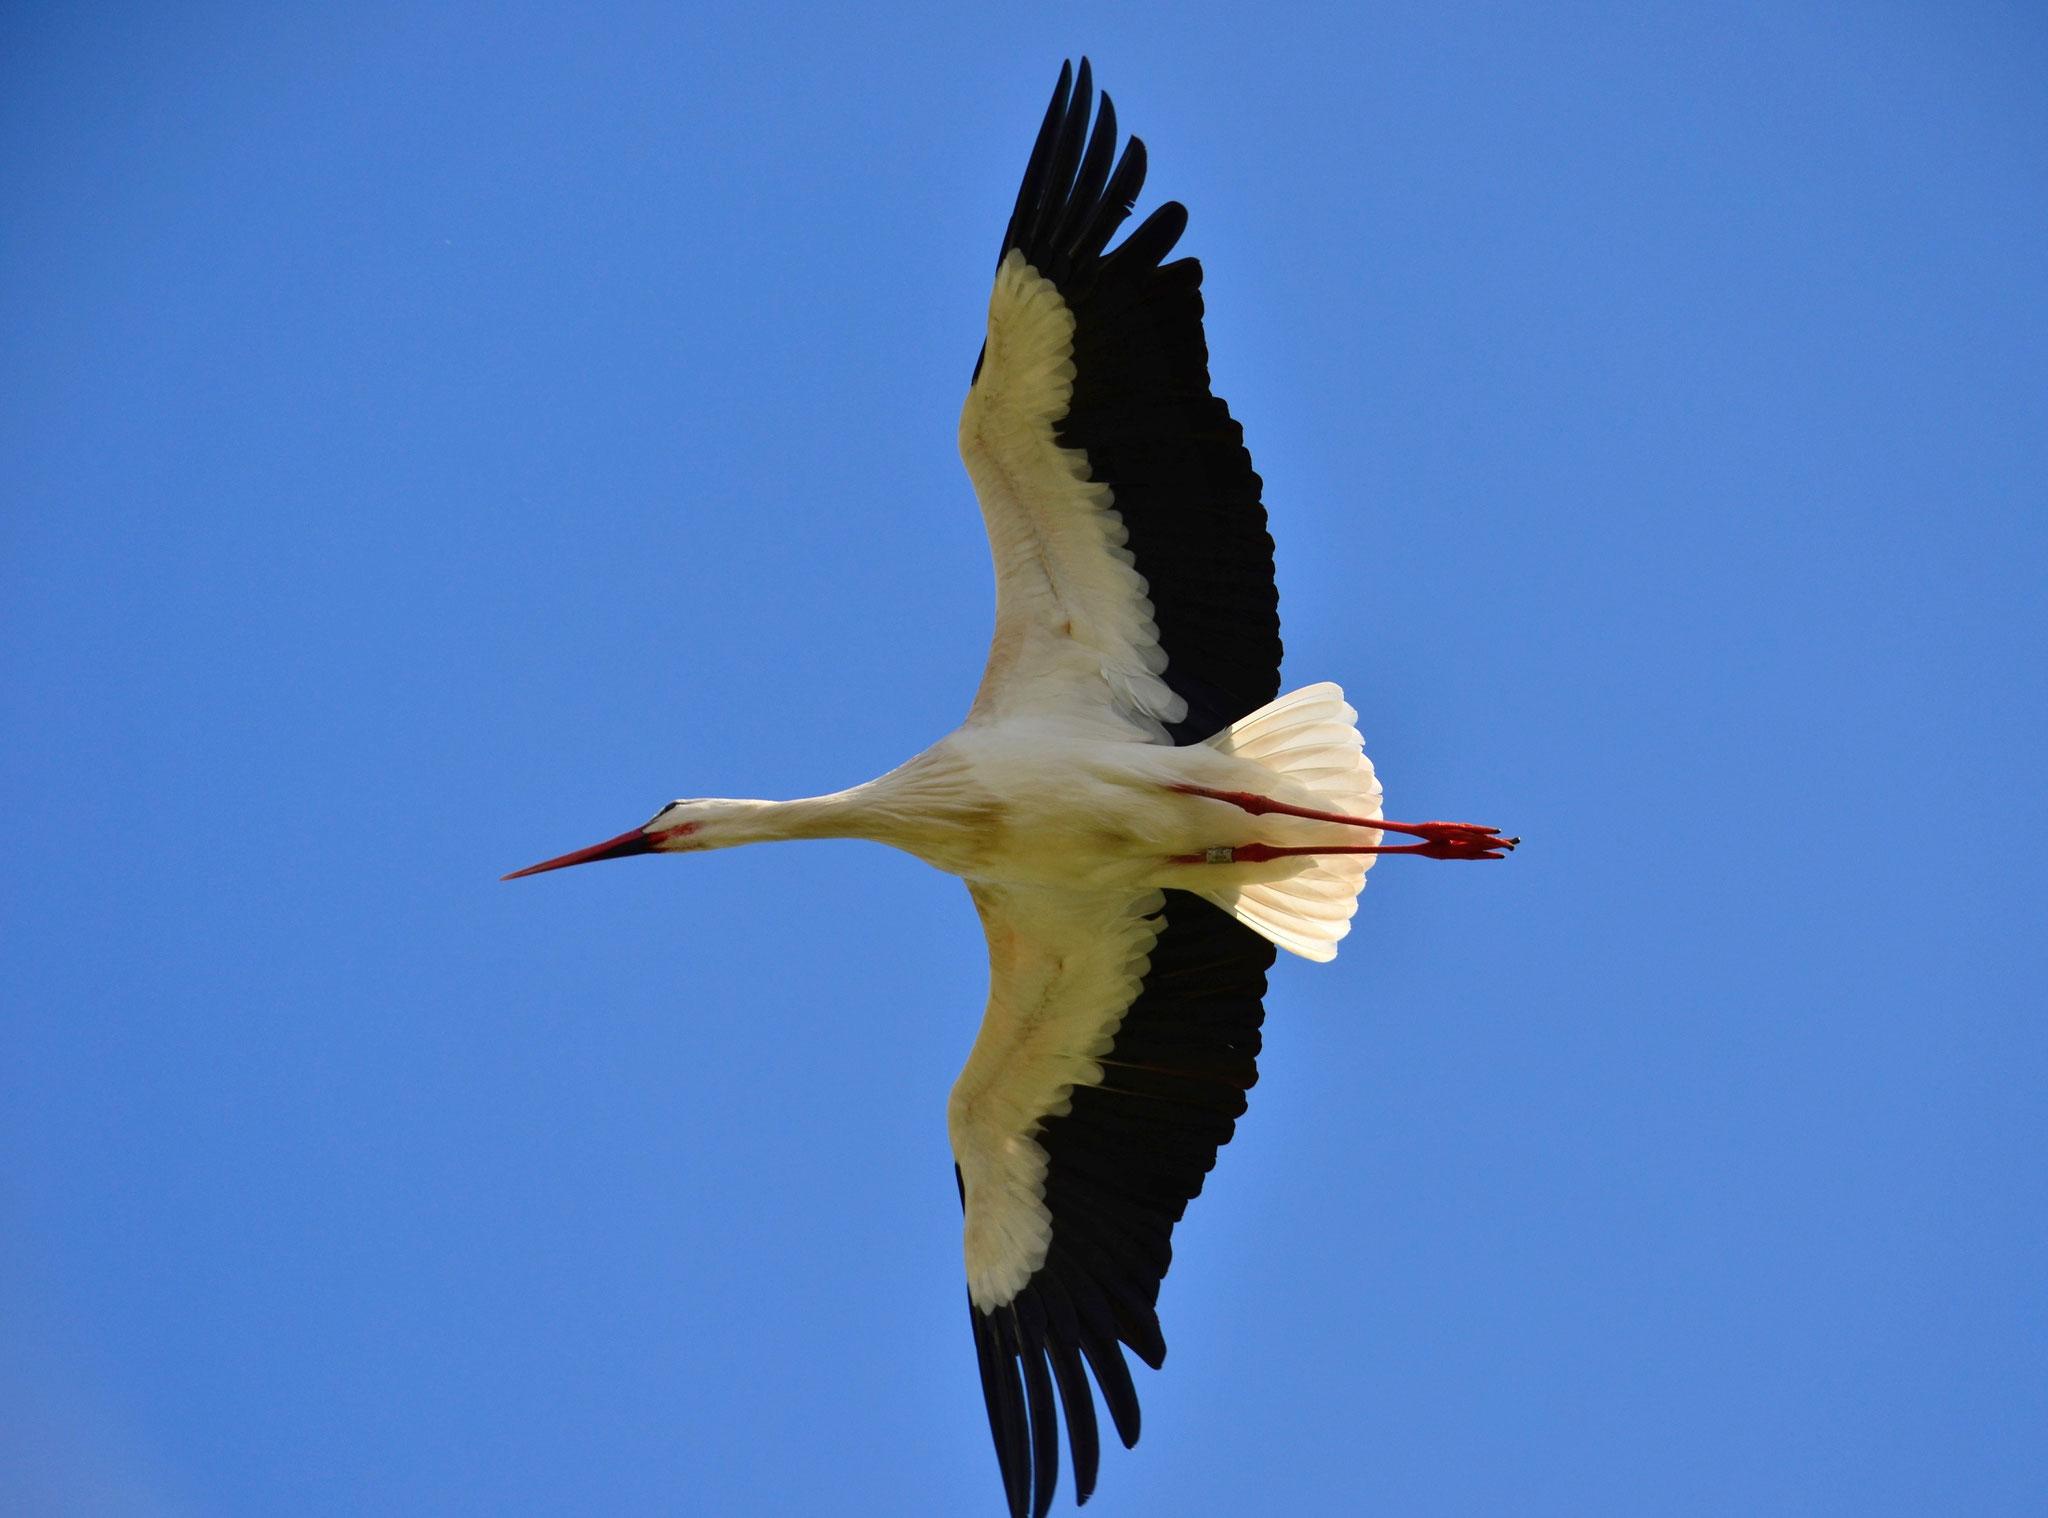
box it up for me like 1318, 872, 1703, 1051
509, 60, 1512, 1518
630, 729, 1360, 886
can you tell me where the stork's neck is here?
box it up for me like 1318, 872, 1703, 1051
662, 790, 874, 851
668, 751, 975, 857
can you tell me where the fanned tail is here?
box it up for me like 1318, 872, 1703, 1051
1198, 682, 1383, 962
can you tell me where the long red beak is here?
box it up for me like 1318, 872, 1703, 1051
502, 827, 659, 880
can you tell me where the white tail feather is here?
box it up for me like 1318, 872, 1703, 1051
1199, 682, 1383, 962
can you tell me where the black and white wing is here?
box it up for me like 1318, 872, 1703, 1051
958, 59, 1281, 746
950, 884, 1275, 1517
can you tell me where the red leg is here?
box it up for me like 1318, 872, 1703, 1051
1169, 785, 1518, 853
1171, 839, 1510, 865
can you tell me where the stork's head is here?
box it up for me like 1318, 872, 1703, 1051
501, 798, 776, 879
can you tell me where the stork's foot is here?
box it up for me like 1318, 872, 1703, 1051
1372, 820, 1519, 859
1168, 784, 1518, 861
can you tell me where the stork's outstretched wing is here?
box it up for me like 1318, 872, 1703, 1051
949, 884, 1274, 1517
959, 59, 1280, 746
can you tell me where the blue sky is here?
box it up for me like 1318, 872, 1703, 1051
4, 3, 2044, 1515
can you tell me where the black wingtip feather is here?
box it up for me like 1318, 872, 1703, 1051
1045, 1336, 1100, 1504
1101, 200, 1189, 275
972, 1304, 1023, 1518
1078, 1327, 1143, 1449
1001, 61, 1073, 266
1026, 58, 1093, 257
1017, 1325, 1061, 1517
1047, 92, 1117, 280
1004, 60, 1158, 294
991, 1307, 1034, 1518
1066, 137, 1146, 271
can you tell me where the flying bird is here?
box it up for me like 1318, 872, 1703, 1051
507, 59, 1515, 1518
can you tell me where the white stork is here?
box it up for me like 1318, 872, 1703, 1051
507, 59, 1515, 1517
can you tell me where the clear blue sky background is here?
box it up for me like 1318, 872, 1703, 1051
4, 4, 2044, 1515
